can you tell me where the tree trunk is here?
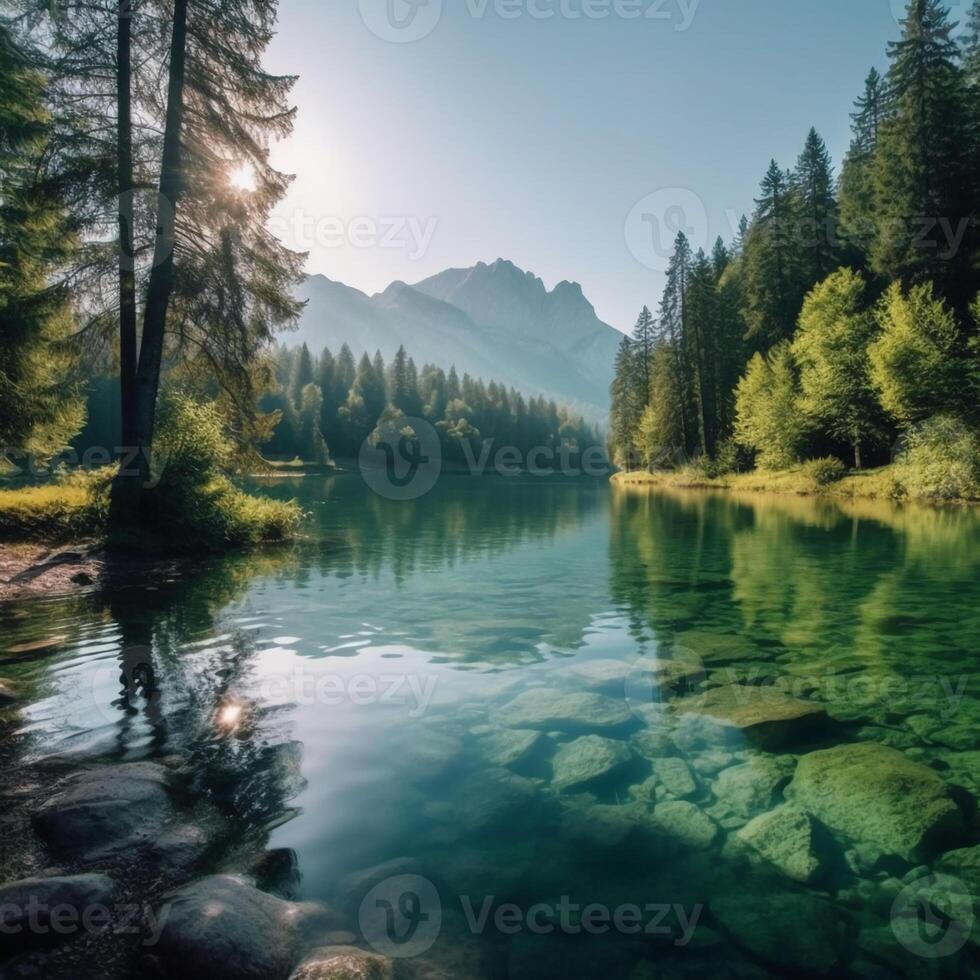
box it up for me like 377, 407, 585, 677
110, 0, 189, 533
117, 0, 137, 448
854, 439, 862, 471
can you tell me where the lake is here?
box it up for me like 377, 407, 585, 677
2, 476, 978, 978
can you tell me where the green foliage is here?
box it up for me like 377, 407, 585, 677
896, 415, 980, 500
869, 283, 961, 423
145, 394, 301, 550
0, 24, 83, 459
802, 457, 848, 486
0, 468, 112, 542
734, 342, 805, 471
793, 268, 884, 466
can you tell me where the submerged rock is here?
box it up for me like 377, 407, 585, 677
498, 689, 634, 733
0, 873, 115, 942
734, 804, 823, 883
711, 756, 796, 818
32, 762, 176, 861
649, 757, 698, 799
289, 946, 394, 979
569, 659, 632, 691
474, 729, 546, 769
453, 768, 539, 833
651, 800, 717, 850
152, 874, 339, 980
0, 681, 18, 707
673, 685, 828, 749
337, 858, 425, 915
550, 735, 631, 792
787, 741, 969, 861
559, 800, 646, 847
712, 889, 849, 976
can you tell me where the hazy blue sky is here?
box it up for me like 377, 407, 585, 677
265, 0, 919, 333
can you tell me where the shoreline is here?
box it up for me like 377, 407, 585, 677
609, 467, 980, 505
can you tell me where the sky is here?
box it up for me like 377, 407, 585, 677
264, 0, 921, 334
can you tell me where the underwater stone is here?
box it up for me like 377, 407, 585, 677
711, 756, 796, 819
651, 800, 717, 850
551, 735, 632, 792
787, 741, 969, 861
734, 804, 823, 883
498, 689, 634, 733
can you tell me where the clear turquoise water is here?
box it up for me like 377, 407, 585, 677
2, 477, 978, 978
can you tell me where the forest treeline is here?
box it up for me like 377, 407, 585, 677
257, 343, 601, 464
610, 0, 980, 491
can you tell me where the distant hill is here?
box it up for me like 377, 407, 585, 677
288, 259, 622, 423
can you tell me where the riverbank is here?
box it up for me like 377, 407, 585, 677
611, 464, 980, 504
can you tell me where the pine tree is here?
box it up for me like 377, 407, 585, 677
793, 128, 839, 288
743, 161, 803, 346
630, 306, 656, 399
0, 24, 83, 458
290, 343, 315, 407
658, 232, 695, 452
839, 68, 890, 259
609, 337, 642, 469
871, 0, 974, 306
685, 249, 720, 455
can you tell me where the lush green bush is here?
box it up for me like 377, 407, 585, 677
145, 394, 303, 550
802, 457, 848, 486
0, 467, 112, 541
897, 415, 980, 501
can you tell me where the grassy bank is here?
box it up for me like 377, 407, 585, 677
611, 464, 980, 503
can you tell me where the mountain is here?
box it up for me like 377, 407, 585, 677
288, 259, 621, 423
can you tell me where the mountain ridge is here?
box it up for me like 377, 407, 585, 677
290, 259, 621, 423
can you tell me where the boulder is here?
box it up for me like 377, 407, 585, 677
0, 681, 18, 707
673, 685, 828, 749
550, 736, 631, 792
711, 756, 795, 819
734, 804, 823, 883
453, 768, 539, 832
32, 762, 175, 861
559, 800, 646, 847
712, 890, 848, 975
152, 875, 339, 980
651, 801, 717, 850
569, 660, 632, 692
289, 946, 394, 979
0, 873, 115, 942
649, 757, 698, 799
787, 741, 968, 861
498, 689, 634, 733
474, 729, 545, 769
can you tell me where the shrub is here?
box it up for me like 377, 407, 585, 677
0, 467, 112, 542
802, 457, 847, 486
897, 415, 980, 501
143, 393, 303, 550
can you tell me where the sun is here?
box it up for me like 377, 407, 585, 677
229, 164, 256, 192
